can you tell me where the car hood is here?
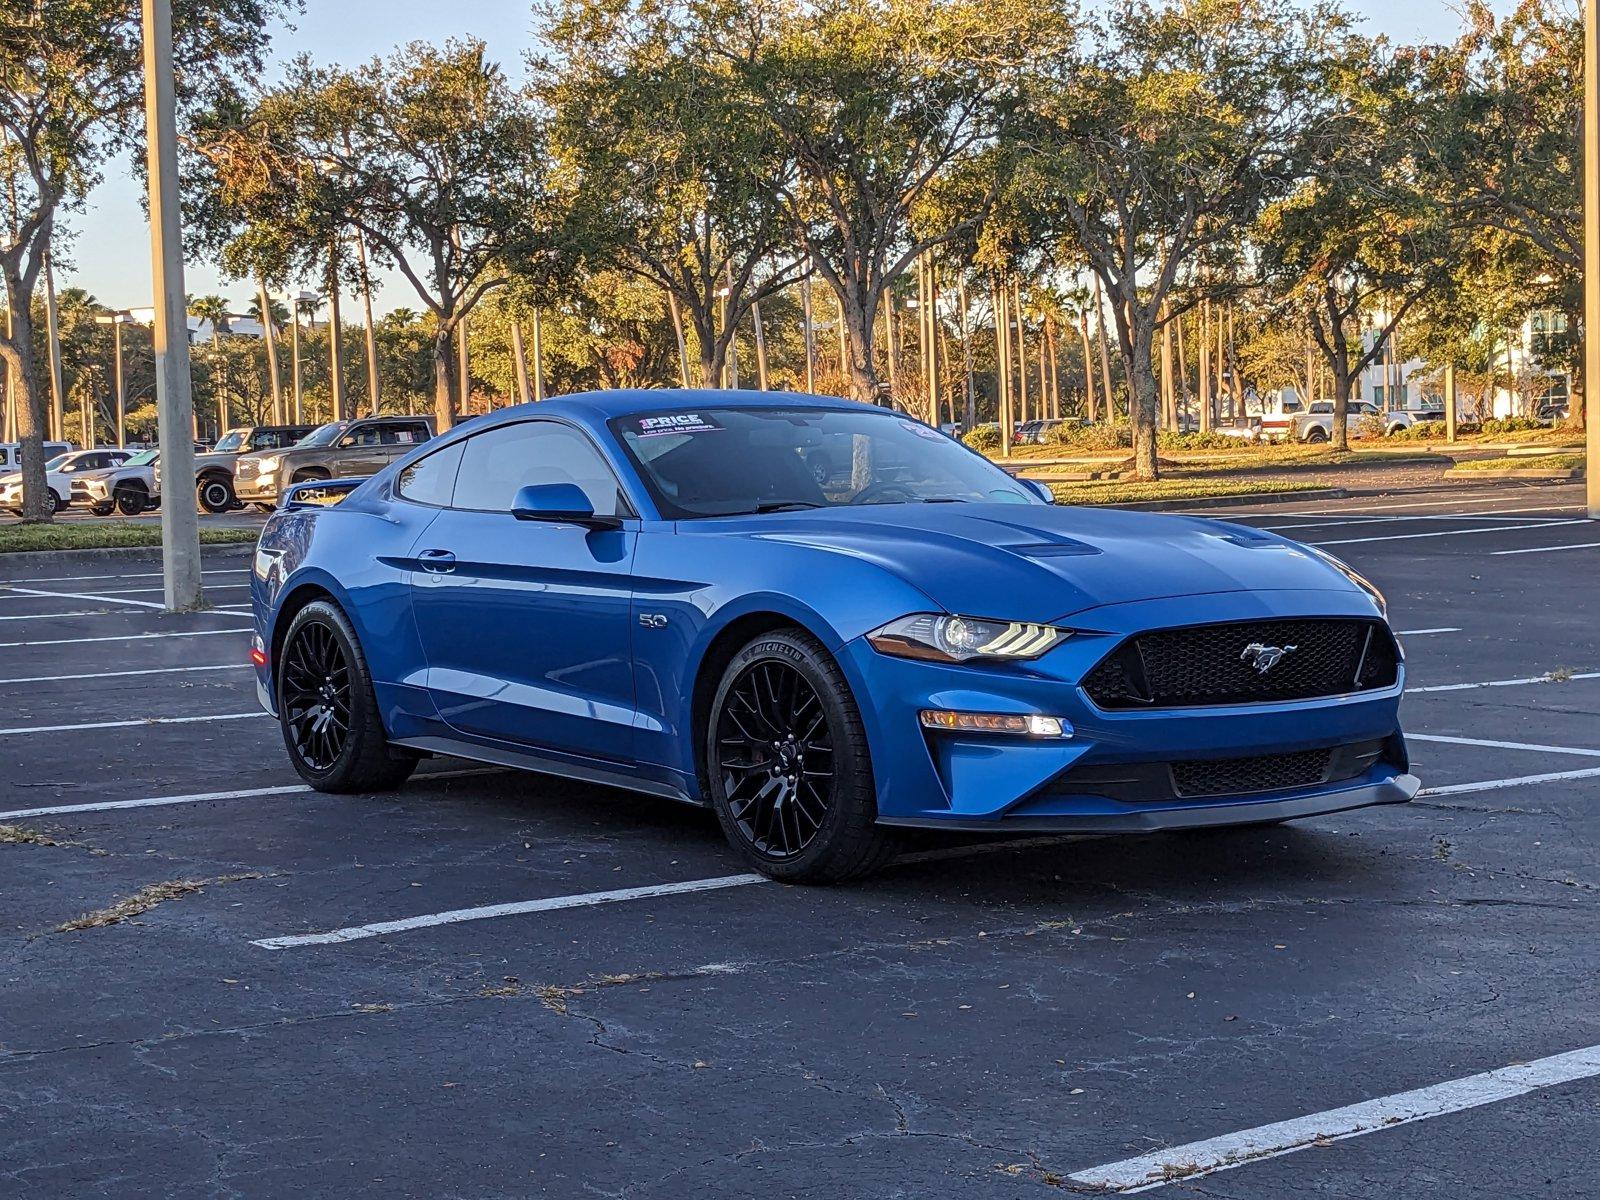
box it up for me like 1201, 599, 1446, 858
724, 502, 1365, 622
194, 451, 238, 470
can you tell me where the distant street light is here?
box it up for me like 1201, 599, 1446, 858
93, 312, 132, 447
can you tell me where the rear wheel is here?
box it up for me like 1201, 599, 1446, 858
50, 490, 67, 514
706, 629, 899, 883
197, 474, 235, 514
277, 599, 418, 793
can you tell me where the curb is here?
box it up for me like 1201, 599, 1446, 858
0, 540, 255, 572
1443, 468, 1584, 481
1090, 487, 1350, 512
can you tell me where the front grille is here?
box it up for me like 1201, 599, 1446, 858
1044, 739, 1389, 804
1171, 748, 1330, 797
236, 459, 260, 479
1081, 619, 1398, 709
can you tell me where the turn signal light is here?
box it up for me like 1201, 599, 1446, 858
919, 710, 1069, 738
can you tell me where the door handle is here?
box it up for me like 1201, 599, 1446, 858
418, 548, 457, 574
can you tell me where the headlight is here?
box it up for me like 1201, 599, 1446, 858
1305, 546, 1387, 615
867, 613, 1071, 663
256, 455, 281, 474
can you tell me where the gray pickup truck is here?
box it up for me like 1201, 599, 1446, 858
191, 425, 318, 513
232, 415, 434, 507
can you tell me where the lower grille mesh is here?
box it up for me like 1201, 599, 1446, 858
1170, 748, 1331, 797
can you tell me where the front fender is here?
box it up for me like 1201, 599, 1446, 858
629, 525, 941, 793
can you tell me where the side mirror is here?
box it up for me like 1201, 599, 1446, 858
1021, 477, 1055, 504
511, 482, 621, 529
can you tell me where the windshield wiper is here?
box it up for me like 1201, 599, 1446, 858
750, 501, 825, 513
919, 497, 969, 503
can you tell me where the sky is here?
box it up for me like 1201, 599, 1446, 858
60, 0, 1488, 320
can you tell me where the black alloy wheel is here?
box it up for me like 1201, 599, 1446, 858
707, 629, 899, 882
197, 475, 235, 514
716, 658, 834, 860
281, 619, 352, 772
276, 600, 418, 792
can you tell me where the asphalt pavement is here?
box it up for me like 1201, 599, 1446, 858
0, 477, 1596, 1199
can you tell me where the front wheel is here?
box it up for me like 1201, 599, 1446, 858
706, 629, 899, 883
114, 486, 148, 515
276, 599, 418, 793
1303, 427, 1328, 444
197, 474, 236, 514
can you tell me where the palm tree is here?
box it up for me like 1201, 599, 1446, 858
188, 295, 233, 438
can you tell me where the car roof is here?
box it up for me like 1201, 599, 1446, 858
486, 388, 884, 424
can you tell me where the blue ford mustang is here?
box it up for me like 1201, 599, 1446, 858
250, 389, 1418, 881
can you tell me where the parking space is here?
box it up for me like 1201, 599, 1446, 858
1, 483, 1597, 1197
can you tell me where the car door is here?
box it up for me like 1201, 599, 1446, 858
408, 419, 640, 762
329, 421, 389, 477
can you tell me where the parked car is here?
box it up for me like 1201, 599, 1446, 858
1213, 417, 1261, 442
0, 440, 73, 473
0, 449, 133, 515
250, 389, 1416, 883
190, 424, 318, 513
1382, 406, 1445, 435
234, 416, 433, 507
1537, 400, 1570, 426
73, 448, 160, 515
1261, 400, 1384, 443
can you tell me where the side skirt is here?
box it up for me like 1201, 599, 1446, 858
391, 734, 704, 808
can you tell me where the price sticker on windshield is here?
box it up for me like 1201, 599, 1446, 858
898, 418, 943, 440
635, 413, 722, 437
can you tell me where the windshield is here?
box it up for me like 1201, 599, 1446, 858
214, 430, 246, 452
295, 422, 348, 449
611, 406, 1038, 519
126, 449, 159, 466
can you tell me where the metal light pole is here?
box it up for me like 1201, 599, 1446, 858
43, 245, 66, 443
142, 0, 203, 610
95, 313, 130, 447
1586, 0, 1600, 517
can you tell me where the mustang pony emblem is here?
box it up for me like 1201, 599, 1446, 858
1240, 642, 1298, 674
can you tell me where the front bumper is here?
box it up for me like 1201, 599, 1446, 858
234, 472, 280, 503
838, 590, 1415, 833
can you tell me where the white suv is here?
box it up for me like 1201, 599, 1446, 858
1, 449, 132, 515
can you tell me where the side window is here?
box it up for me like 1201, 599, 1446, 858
346, 424, 382, 447
396, 441, 465, 507
452, 422, 624, 517
382, 423, 430, 446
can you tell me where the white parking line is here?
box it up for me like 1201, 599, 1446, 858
1492, 540, 1600, 556
0, 627, 250, 649
1407, 670, 1600, 694
1260, 508, 1582, 531
0, 609, 127, 623
0, 567, 248, 586
0, 711, 266, 736
0, 767, 501, 823
250, 835, 1089, 951
1065, 1043, 1600, 1193
1407, 732, 1600, 758
0, 581, 251, 600
0, 584, 166, 610
1420, 765, 1600, 796
0, 663, 251, 685
253, 875, 771, 949
1393, 627, 1460, 636
1310, 519, 1589, 548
